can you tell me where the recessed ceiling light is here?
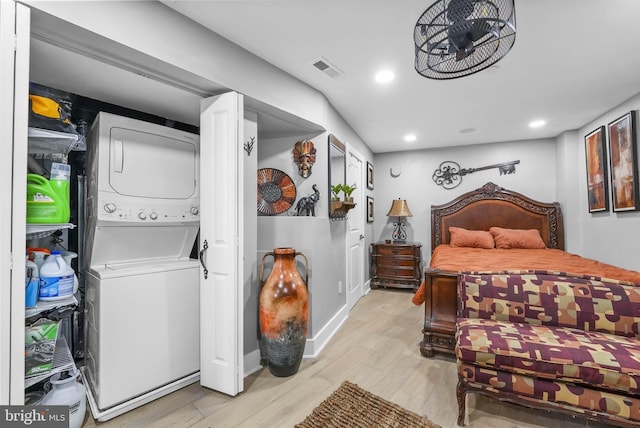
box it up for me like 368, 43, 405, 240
375, 69, 395, 84
403, 134, 417, 142
529, 119, 546, 128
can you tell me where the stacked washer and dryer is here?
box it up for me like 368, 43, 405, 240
82, 112, 201, 420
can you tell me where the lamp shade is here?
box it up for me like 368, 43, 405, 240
386, 199, 413, 217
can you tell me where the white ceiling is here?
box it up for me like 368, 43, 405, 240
166, 1, 640, 154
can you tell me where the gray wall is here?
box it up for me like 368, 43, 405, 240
257, 218, 346, 338
372, 93, 640, 274
256, 132, 346, 349
558, 92, 640, 271
372, 138, 557, 265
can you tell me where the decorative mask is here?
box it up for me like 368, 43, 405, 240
293, 140, 316, 178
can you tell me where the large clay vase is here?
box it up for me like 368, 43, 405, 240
259, 247, 309, 377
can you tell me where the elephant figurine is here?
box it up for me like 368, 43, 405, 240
295, 184, 320, 216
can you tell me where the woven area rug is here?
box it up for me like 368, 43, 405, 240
295, 381, 441, 428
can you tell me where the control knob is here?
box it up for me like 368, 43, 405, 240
138, 212, 147, 220
150, 212, 158, 220
190, 206, 199, 215
104, 203, 117, 213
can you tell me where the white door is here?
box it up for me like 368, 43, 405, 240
199, 92, 244, 396
346, 149, 365, 311
2, 0, 30, 404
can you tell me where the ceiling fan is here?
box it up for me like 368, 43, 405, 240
414, 0, 516, 79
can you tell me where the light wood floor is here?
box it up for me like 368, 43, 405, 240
81, 289, 609, 428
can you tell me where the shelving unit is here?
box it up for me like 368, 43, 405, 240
28, 127, 85, 157
25, 295, 78, 319
329, 201, 356, 220
25, 336, 76, 389
24, 127, 81, 398
26, 223, 75, 241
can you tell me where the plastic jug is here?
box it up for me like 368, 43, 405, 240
61, 251, 79, 293
26, 173, 70, 224
39, 251, 75, 301
40, 368, 86, 428
50, 162, 71, 211
27, 247, 50, 270
25, 254, 39, 308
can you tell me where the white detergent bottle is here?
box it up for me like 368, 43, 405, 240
39, 250, 75, 301
61, 250, 79, 294
40, 368, 87, 428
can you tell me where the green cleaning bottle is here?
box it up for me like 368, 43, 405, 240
26, 171, 70, 224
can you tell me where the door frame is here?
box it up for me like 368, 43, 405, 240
2, 0, 30, 404
346, 146, 366, 311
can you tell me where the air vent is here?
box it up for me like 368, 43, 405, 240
312, 57, 343, 78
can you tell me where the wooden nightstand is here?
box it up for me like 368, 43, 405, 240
370, 242, 422, 290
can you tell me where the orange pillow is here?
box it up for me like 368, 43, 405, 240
489, 227, 546, 249
449, 227, 494, 249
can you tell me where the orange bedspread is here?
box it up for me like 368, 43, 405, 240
430, 245, 640, 282
412, 245, 640, 305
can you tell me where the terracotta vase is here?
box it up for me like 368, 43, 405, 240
259, 247, 309, 377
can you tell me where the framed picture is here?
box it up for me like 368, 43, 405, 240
366, 161, 374, 190
584, 126, 609, 213
608, 111, 639, 212
367, 196, 374, 222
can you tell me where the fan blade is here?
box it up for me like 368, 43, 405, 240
469, 20, 492, 41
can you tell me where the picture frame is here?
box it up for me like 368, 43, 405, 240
366, 161, 374, 190
584, 126, 609, 213
367, 196, 374, 222
608, 111, 639, 212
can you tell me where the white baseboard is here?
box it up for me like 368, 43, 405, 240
243, 348, 263, 377
243, 304, 348, 375
302, 304, 349, 358
247, 291, 364, 370
364, 279, 371, 294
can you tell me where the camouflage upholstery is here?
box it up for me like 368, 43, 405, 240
455, 271, 640, 427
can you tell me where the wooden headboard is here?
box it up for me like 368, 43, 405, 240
431, 182, 564, 251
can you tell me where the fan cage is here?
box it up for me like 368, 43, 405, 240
414, 0, 516, 79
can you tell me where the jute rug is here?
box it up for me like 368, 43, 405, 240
295, 380, 441, 428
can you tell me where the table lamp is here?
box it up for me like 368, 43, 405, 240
386, 199, 412, 242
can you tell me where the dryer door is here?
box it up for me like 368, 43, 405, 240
108, 126, 197, 199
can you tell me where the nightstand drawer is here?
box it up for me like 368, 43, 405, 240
374, 256, 416, 267
376, 266, 415, 278
375, 246, 416, 256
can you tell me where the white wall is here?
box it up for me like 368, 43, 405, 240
372, 138, 557, 265
559, 92, 640, 271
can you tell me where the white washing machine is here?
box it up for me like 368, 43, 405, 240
83, 112, 200, 420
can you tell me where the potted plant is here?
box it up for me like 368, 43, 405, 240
341, 184, 357, 203
331, 184, 343, 201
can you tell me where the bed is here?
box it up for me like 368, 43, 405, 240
416, 181, 640, 357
